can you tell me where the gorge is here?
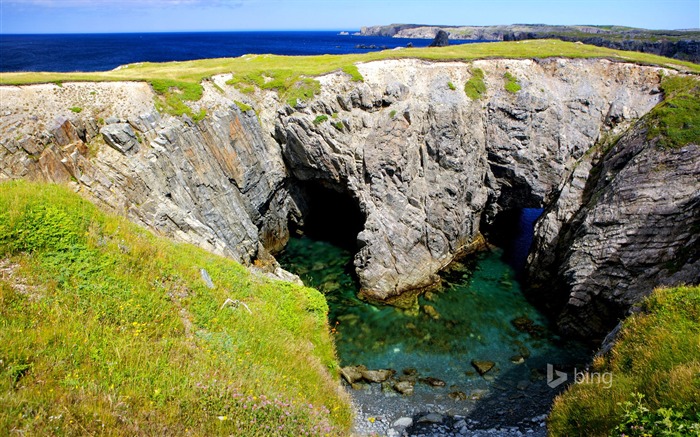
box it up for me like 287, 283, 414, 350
1, 46, 699, 433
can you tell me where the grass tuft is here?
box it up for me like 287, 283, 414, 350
341, 65, 364, 82
503, 71, 522, 93
0, 180, 352, 436
69, 106, 82, 113
149, 79, 205, 120
464, 68, 486, 100
233, 100, 253, 113
313, 114, 329, 125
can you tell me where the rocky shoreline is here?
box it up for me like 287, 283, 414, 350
345, 360, 567, 436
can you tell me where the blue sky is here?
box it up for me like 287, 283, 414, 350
1, 0, 698, 34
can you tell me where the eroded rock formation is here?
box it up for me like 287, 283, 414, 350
1, 58, 697, 337
528, 123, 700, 338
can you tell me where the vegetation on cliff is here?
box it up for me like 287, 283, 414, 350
0, 181, 352, 435
647, 75, 700, 149
548, 285, 700, 436
1, 40, 698, 113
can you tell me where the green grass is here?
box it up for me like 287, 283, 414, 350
233, 100, 253, 113
646, 75, 700, 149
447, 81, 456, 90
226, 70, 321, 107
313, 115, 329, 125
69, 106, 82, 113
0, 181, 352, 436
464, 68, 486, 100
1, 40, 697, 92
2, 40, 697, 120
503, 71, 522, 93
149, 79, 206, 120
548, 285, 700, 436
341, 65, 364, 82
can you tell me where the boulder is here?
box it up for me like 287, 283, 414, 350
361, 368, 395, 383
100, 122, 139, 154
394, 380, 415, 395
340, 365, 365, 384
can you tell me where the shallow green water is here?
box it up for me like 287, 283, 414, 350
278, 236, 585, 389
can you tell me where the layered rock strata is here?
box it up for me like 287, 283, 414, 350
1, 58, 697, 336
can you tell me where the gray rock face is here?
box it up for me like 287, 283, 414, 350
527, 124, 700, 338
0, 60, 695, 337
0, 83, 293, 268
275, 58, 663, 301
100, 122, 139, 154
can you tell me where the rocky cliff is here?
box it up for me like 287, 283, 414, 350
0, 82, 297, 279
1, 57, 697, 337
527, 121, 700, 338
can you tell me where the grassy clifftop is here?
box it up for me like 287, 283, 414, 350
1, 40, 698, 88
0, 181, 352, 435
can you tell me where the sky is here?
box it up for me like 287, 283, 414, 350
1, 0, 698, 34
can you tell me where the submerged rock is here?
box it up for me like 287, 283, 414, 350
421, 376, 447, 387
423, 304, 441, 320
417, 412, 444, 423
471, 360, 496, 376
448, 391, 468, 401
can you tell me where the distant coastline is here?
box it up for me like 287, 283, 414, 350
359, 23, 700, 63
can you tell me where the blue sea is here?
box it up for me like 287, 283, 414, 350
0, 31, 487, 73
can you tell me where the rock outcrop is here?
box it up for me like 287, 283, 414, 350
527, 122, 700, 338
275, 58, 663, 301
429, 30, 450, 47
0, 82, 295, 268
1, 58, 697, 337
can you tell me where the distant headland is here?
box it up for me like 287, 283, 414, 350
360, 23, 700, 63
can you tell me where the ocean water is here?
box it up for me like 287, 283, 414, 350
0, 31, 486, 72
277, 232, 588, 420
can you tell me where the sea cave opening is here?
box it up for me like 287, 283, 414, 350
288, 180, 366, 252
482, 207, 544, 273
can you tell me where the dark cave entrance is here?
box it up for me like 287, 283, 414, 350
481, 166, 545, 273
483, 207, 544, 272
290, 180, 365, 252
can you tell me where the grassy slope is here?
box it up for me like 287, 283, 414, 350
0, 181, 352, 436
1, 40, 699, 88
548, 285, 700, 436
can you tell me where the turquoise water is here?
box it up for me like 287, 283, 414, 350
278, 236, 586, 392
